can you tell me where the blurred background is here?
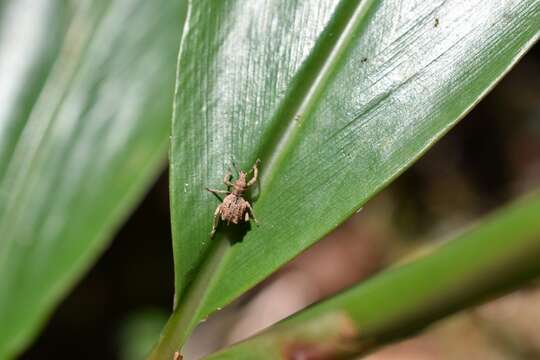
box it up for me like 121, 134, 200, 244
21, 45, 539, 359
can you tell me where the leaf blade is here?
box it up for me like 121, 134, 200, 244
204, 189, 540, 359
163, 0, 540, 356
0, 0, 187, 357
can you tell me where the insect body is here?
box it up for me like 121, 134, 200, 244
206, 159, 260, 238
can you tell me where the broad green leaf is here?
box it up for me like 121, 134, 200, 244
205, 189, 540, 359
158, 0, 539, 356
0, 0, 69, 182
0, 0, 187, 357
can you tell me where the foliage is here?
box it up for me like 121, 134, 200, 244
153, 0, 539, 357
0, 0, 186, 357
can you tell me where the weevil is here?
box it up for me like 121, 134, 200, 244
206, 159, 260, 238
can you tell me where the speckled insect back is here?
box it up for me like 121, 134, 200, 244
206, 159, 260, 238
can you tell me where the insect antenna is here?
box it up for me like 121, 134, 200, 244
231, 158, 241, 175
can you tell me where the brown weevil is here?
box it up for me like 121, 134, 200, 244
206, 159, 260, 238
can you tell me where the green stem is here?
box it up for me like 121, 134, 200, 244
204, 190, 540, 359
147, 234, 232, 359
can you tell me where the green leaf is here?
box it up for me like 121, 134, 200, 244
118, 309, 169, 360
158, 0, 539, 356
204, 189, 540, 359
0, 0, 187, 357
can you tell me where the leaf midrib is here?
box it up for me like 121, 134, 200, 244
257, 0, 380, 190
169, 0, 382, 348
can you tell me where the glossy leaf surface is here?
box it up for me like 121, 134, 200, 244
161, 0, 539, 356
205, 189, 540, 359
0, 0, 186, 357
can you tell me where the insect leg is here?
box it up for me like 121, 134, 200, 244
246, 203, 259, 225
206, 187, 229, 201
210, 206, 221, 238
206, 187, 229, 195
247, 159, 260, 186
223, 169, 233, 187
